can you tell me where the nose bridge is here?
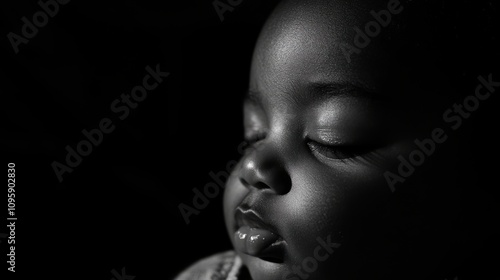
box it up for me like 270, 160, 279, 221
271, 107, 301, 157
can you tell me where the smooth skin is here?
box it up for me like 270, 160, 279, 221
223, 0, 462, 279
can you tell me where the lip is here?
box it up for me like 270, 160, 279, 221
234, 206, 278, 233
233, 205, 285, 263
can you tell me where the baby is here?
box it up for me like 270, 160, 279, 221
176, 0, 496, 279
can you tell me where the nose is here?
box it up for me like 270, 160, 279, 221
238, 143, 292, 195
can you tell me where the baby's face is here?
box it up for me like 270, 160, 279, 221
223, 1, 446, 279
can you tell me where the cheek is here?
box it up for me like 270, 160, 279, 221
282, 161, 389, 259
289, 160, 388, 220
223, 163, 248, 230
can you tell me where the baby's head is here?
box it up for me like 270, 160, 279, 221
222, 0, 490, 279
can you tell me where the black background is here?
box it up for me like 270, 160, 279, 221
1, 0, 499, 280
1, 0, 280, 279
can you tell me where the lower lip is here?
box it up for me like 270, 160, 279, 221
233, 225, 281, 256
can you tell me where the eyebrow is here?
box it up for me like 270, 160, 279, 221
245, 82, 383, 106
308, 82, 381, 100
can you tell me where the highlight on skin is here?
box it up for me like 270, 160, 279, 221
218, 0, 494, 279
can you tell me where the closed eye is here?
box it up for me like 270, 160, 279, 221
307, 141, 373, 160
243, 131, 267, 150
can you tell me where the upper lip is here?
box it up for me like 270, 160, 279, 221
234, 205, 281, 238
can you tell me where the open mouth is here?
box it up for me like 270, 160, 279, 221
233, 206, 285, 263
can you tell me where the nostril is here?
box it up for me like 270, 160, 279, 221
239, 178, 270, 190
253, 182, 270, 190
239, 178, 250, 188
279, 174, 292, 194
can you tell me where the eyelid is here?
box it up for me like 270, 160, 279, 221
245, 127, 265, 140
316, 129, 345, 146
307, 140, 368, 161
244, 103, 267, 127
306, 129, 350, 147
243, 101, 268, 144
307, 141, 352, 160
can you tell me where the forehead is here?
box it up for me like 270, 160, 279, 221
249, 0, 402, 100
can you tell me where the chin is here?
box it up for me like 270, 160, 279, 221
240, 254, 288, 280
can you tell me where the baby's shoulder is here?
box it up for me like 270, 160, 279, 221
174, 251, 246, 280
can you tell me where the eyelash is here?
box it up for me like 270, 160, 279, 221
306, 141, 368, 160
244, 131, 369, 161
244, 131, 267, 148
